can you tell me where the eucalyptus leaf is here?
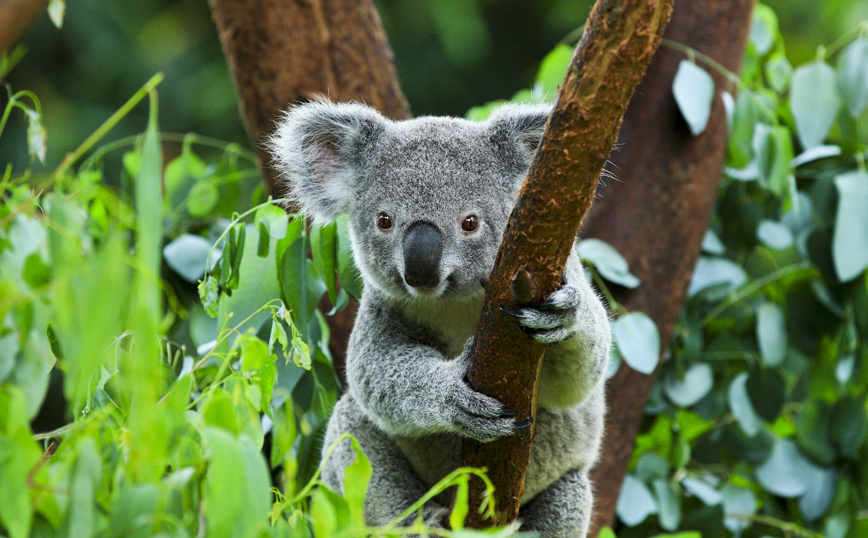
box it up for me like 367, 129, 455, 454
829, 396, 868, 460
616, 474, 657, 527
664, 363, 714, 408
701, 229, 726, 255
750, 4, 778, 55
163, 234, 214, 283
798, 466, 836, 522
764, 54, 792, 93
755, 439, 818, 497
729, 373, 763, 437
688, 257, 747, 298
837, 36, 868, 118
756, 302, 787, 366
790, 60, 842, 149
578, 238, 640, 288
791, 145, 841, 167
653, 479, 681, 531
681, 476, 722, 506
756, 220, 793, 250
722, 485, 757, 534
612, 312, 660, 375
752, 123, 792, 195
832, 171, 868, 282
745, 369, 785, 423
672, 61, 715, 136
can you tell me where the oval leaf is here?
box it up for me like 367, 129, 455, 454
673, 61, 715, 136
755, 439, 818, 497
616, 474, 657, 527
837, 36, 868, 118
729, 372, 763, 437
664, 363, 714, 408
757, 220, 794, 250
612, 312, 660, 375
832, 171, 868, 282
790, 60, 842, 149
756, 302, 788, 366
163, 234, 214, 283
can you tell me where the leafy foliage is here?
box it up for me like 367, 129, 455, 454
1, 3, 867, 538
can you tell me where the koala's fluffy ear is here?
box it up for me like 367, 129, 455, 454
485, 103, 552, 180
268, 100, 388, 222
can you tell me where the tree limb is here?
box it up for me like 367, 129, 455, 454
458, 0, 674, 527
586, 1, 755, 533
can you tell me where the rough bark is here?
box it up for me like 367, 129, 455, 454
585, 1, 755, 534
459, 0, 673, 527
0, 0, 48, 54
207, 0, 410, 370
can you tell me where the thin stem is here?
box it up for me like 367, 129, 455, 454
702, 261, 813, 325
590, 268, 627, 316
661, 39, 742, 88
52, 73, 165, 180
727, 513, 825, 538
823, 21, 868, 58
81, 132, 257, 171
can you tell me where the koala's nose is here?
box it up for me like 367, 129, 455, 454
403, 221, 442, 289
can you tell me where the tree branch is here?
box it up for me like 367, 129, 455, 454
458, 0, 674, 527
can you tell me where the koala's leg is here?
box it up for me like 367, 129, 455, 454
322, 394, 447, 528
518, 468, 593, 538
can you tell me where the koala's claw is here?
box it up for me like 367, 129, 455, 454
500, 409, 519, 417
501, 285, 582, 345
513, 417, 534, 430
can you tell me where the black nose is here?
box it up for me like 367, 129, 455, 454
403, 221, 442, 289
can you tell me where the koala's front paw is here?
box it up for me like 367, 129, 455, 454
444, 359, 533, 442
500, 285, 581, 345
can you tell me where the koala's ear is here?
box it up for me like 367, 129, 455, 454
268, 100, 388, 222
485, 103, 552, 177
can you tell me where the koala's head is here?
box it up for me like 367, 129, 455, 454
269, 100, 549, 302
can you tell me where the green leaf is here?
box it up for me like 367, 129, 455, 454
163, 234, 214, 283
0, 333, 19, 383
688, 257, 747, 298
22, 252, 51, 288
201, 388, 239, 435
729, 372, 763, 437
746, 369, 786, 423
270, 401, 297, 471
652, 479, 681, 531
750, 4, 778, 55
756, 439, 820, 497
757, 220, 793, 250
832, 171, 868, 282
837, 36, 868, 118
791, 144, 842, 167
188, 180, 219, 217
311, 221, 339, 304
727, 89, 759, 168
578, 238, 640, 288
752, 123, 793, 195
722, 485, 756, 534
756, 302, 787, 366
664, 363, 714, 408
63, 439, 102, 538
240, 336, 277, 416
199, 275, 220, 318
798, 466, 836, 522
336, 215, 363, 300
107, 484, 159, 538
616, 474, 657, 527
672, 61, 715, 136
612, 312, 660, 375
790, 60, 842, 149
681, 476, 722, 506
0, 387, 42, 538
764, 54, 792, 93
164, 141, 207, 210
342, 438, 372, 528
701, 229, 726, 255
535, 44, 573, 98
829, 396, 868, 460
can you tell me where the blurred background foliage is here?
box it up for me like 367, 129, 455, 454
3, 0, 866, 173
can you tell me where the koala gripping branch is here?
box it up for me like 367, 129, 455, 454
457, 0, 674, 529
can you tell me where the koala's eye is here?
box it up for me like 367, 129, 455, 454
377, 212, 393, 231
461, 214, 479, 233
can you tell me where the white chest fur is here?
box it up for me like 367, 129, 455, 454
400, 294, 484, 358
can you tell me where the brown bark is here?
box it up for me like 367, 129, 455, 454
585, 1, 755, 535
459, 0, 673, 528
0, 0, 48, 54
207, 0, 411, 369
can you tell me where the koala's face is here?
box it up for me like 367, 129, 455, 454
269, 101, 550, 302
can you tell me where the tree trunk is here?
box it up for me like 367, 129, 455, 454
207, 0, 410, 370
0, 0, 48, 55
458, 0, 673, 527
585, 1, 755, 534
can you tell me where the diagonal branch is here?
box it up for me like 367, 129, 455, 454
458, 0, 674, 527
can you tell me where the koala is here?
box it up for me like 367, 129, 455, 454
269, 100, 611, 538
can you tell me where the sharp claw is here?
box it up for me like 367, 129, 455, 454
500, 409, 519, 417
517, 324, 539, 336
499, 305, 523, 319
513, 417, 534, 430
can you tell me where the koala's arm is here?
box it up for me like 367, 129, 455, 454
346, 299, 523, 442
537, 251, 611, 410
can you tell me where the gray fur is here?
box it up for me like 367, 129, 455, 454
269, 100, 611, 537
